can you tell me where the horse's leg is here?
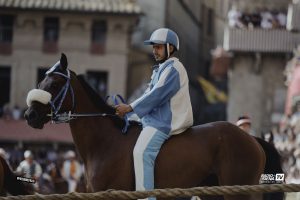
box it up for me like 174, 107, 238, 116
218, 169, 263, 200
217, 165, 264, 200
198, 174, 223, 200
0, 162, 4, 196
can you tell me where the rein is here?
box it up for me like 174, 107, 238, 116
46, 69, 129, 133
47, 112, 117, 123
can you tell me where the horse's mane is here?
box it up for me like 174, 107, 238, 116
76, 74, 115, 114
76, 74, 135, 130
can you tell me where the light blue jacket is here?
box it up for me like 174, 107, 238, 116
130, 57, 193, 135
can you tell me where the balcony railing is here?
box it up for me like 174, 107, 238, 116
223, 27, 300, 53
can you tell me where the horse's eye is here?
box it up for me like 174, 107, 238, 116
37, 83, 41, 88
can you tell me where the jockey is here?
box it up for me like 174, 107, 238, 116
116, 28, 193, 199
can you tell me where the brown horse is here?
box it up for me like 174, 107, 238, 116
24, 54, 266, 200
0, 156, 34, 196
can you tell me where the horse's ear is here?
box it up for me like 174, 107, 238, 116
60, 53, 68, 71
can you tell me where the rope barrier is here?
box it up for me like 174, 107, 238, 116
1, 184, 300, 200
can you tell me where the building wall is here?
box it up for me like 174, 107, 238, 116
0, 10, 137, 108
214, 0, 231, 46
228, 54, 287, 134
131, 0, 166, 52
166, 0, 203, 76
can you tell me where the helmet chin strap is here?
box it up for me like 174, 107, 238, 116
167, 43, 170, 58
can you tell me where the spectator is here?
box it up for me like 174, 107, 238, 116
61, 150, 82, 192
236, 115, 252, 133
47, 150, 58, 162
270, 10, 280, 28
12, 105, 22, 120
228, 6, 245, 28
227, 7, 286, 30
2, 103, 11, 120
9, 146, 23, 170
274, 9, 287, 28
249, 10, 262, 28
260, 8, 273, 29
240, 11, 251, 28
16, 150, 42, 190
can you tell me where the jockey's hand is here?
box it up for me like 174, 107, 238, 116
115, 104, 133, 118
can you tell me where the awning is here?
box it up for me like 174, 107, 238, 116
0, 119, 73, 143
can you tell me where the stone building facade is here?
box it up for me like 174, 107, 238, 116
0, 0, 140, 111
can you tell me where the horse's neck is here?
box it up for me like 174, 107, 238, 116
69, 81, 121, 164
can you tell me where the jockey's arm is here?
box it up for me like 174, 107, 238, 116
129, 66, 180, 118
116, 66, 180, 118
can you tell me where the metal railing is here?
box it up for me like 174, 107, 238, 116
223, 27, 300, 52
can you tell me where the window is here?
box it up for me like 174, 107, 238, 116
90, 20, 107, 54
37, 68, 48, 85
0, 66, 11, 109
43, 17, 59, 53
0, 15, 14, 54
85, 71, 108, 97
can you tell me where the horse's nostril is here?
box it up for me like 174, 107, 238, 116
28, 110, 38, 121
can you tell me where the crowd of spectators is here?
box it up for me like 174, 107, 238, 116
0, 147, 85, 194
228, 6, 287, 29
275, 105, 300, 184
0, 104, 25, 120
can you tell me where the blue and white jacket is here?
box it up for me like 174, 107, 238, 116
130, 57, 193, 135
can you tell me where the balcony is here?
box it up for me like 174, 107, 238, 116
223, 27, 300, 53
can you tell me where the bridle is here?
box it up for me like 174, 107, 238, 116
48, 69, 75, 121
46, 69, 130, 133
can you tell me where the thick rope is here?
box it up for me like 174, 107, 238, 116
1, 184, 300, 200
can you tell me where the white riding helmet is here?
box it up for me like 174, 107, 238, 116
144, 28, 180, 52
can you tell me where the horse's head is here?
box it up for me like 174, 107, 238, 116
24, 53, 74, 129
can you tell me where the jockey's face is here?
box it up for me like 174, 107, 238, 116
153, 44, 166, 61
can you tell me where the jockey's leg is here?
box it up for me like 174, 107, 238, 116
133, 126, 170, 200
